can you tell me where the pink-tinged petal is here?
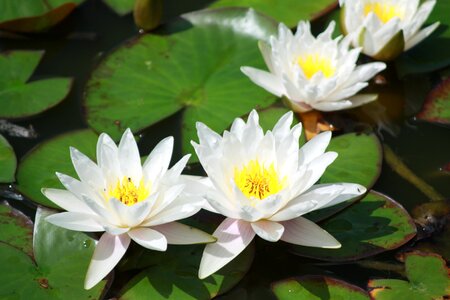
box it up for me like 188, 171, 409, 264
250, 220, 284, 242
45, 212, 104, 232
240, 66, 284, 97
41, 188, 92, 213
298, 131, 332, 166
118, 129, 142, 183
153, 222, 216, 245
84, 233, 130, 289
198, 218, 255, 279
128, 227, 167, 251
143, 137, 173, 184
280, 216, 341, 248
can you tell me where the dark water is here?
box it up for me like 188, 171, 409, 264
1, 0, 449, 298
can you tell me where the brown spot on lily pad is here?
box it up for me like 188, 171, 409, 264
417, 78, 450, 126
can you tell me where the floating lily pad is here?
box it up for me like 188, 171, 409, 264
16, 130, 98, 208
119, 242, 255, 299
272, 276, 369, 300
368, 252, 450, 300
103, 0, 135, 15
208, 0, 337, 27
321, 133, 382, 189
0, 202, 33, 257
0, 207, 108, 299
0, 135, 17, 183
0, 0, 84, 32
0, 51, 72, 119
416, 78, 450, 126
396, 0, 450, 77
291, 191, 416, 262
84, 8, 278, 158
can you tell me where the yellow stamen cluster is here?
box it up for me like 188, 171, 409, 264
109, 177, 150, 206
297, 54, 336, 79
364, 2, 404, 23
234, 160, 285, 200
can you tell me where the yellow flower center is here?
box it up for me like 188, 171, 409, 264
364, 2, 404, 23
297, 54, 336, 79
108, 177, 150, 206
234, 160, 285, 200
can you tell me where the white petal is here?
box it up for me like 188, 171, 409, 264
163, 154, 190, 184
241, 66, 284, 97
142, 136, 173, 184
85, 233, 130, 289
272, 111, 294, 142
258, 40, 275, 73
70, 147, 105, 190
199, 218, 255, 279
56, 173, 102, 203
347, 94, 378, 108
97, 134, 120, 185
298, 131, 332, 166
41, 188, 92, 213
280, 216, 341, 248
405, 22, 440, 50
128, 227, 167, 251
312, 183, 366, 210
250, 220, 284, 242
345, 62, 386, 87
118, 129, 142, 183
312, 101, 354, 112
45, 212, 104, 232
298, 152, 339, 195
153, 222, 216, 244
142, 196, 203, 226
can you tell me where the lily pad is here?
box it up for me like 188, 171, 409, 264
0, 202, 33, 257
0, 207, 108, 299
84, 8, 278, 157
119, 242, 255, 299
0, 51, 72, 119
321, 133, 382, 189
368, 252, 450, 300
396, 0, 450, 77
103, 0, 135, 15
0, 0, 84, 32
272, 276, 369, 300
0, 135, 17, 183
16, 130, 98, 208
416, 78, 450, 126
291, 191, 416, 262
208, 0, 337, 27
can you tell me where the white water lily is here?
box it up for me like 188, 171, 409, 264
241, 21, 386, 113
42, 129, 214, 289
192, 110, 367, 279
340, 0, 439, 60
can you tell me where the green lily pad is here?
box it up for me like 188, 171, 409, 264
0, 0, 84, 32
396, 0, 450, 77
320, 133, 382, 189
0, 202, 33, 257
416, 78, 450, 126
119, 242, 255, 299
16, 130, 98, 208
103, 0, 135, 15
368, 252, 450, 300
0, 207, 108, 299
272, 276, 369, 300
84, 8, 278, 158
0, 135, 17, 183
0, 51, 72, 119
208, 0, 337, 27
291, 191, 416, 262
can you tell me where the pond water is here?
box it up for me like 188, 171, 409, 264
0, 0, 448, 299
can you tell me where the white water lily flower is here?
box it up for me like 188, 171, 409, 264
192, 110, 367, 279
42, 129, 214, 289
241, 21, 386, 113
339, 0, 440, 60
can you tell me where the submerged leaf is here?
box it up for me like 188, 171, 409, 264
417, 78, 450, 126
0, 202, 33, 257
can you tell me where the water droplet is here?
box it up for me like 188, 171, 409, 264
83, 240, 92, 248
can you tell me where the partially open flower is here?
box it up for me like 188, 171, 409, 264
192, 110, 367, 279
340, 0, 440, 60
42, 129, 214, 289
241, 21, 386, 113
